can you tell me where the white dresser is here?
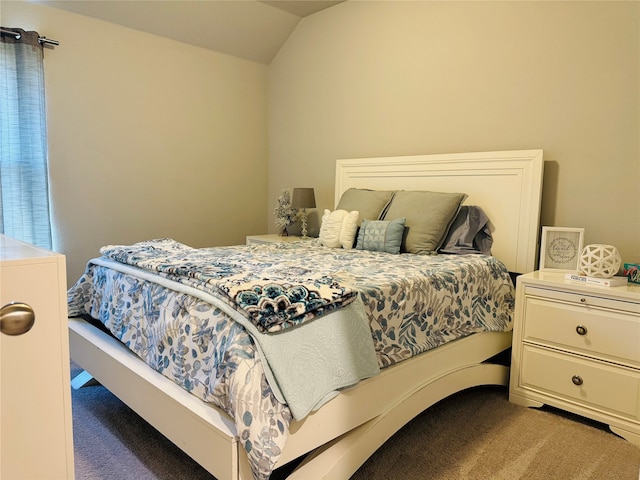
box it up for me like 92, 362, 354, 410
509, 270, 640, 445
0, 235, 75, 479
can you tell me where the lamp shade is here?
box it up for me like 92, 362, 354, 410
291, 188, 316, 209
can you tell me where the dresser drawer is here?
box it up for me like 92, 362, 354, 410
520, 346, 640, 421
522, 297, 640, 367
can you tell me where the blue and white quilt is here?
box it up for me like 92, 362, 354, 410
68, 240, 515, 480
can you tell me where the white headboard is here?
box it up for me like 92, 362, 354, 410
335, 150, 544, 274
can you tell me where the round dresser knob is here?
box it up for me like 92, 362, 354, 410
576, 325, 588, 336
0, 302, 35, 336
571, 375, 584, 386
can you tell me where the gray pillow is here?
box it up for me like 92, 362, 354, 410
439, 206, 493, 255
382, 190, 467, 254
355, 218, 406, 254
336, 188, 395, 226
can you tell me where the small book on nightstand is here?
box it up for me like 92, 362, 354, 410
564, 273, 629, 287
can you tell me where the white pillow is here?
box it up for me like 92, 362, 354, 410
339, 210, 359, 249
319, 209, 359, 249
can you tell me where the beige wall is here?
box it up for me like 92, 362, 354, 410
3, 1, 638, 283
3, 1, 269, 285
268, 1, 640, 266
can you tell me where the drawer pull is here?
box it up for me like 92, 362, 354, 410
580, 297, 587, 304
0, 302, 35, 336
575, 325, 588, 336
571, 375, 584, 386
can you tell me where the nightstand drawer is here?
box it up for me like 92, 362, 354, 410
524, 286, 640, 314
520, 346, 640, 420
523, 297, 640, 367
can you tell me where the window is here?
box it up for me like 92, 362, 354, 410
0, 28, 52, 249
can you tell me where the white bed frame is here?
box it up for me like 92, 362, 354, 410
69, 150, 544, 479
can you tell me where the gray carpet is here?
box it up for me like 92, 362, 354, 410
71, 363, 640, 480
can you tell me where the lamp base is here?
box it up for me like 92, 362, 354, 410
300, 209, 309, 238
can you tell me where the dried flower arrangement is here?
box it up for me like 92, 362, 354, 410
273, 190, 298, 236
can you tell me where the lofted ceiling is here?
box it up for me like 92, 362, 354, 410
34, 0, 344, 64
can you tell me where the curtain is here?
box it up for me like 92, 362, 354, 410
0, 28, 52, 249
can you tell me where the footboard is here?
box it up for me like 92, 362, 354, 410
70, 317, 512, 480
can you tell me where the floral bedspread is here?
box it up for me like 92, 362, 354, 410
68, 241, 515, 480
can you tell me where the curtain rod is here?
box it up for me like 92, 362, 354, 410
1, 28, 59, 46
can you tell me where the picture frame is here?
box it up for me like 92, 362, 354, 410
539, 226, 585, 272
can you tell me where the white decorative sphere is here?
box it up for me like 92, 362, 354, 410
579, 244, 621, 278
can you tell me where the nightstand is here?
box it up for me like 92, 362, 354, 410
509, 270, 640, 445
246, 234, 309, 245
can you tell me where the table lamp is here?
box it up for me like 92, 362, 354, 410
292, 188, 316, 238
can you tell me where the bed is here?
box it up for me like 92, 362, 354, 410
68, 149, 544, 480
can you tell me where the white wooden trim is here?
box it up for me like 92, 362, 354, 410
335, 150, 544, 273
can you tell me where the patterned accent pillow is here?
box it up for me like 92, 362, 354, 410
355, 218, 406, 254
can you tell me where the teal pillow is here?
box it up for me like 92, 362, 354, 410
355, 218, 406, 254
